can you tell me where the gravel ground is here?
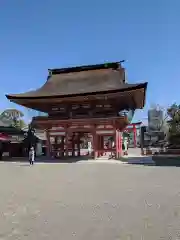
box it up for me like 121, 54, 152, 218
0, 161, 180, 239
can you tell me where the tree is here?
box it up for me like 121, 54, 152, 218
0, 109, 27, 129
11, 117, 27, 129
19, 119, 27, 129
166, 103, 180, 147
148, 105, 169, 144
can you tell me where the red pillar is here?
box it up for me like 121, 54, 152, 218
133, 124, 137, 148
46, 129, 51, 158
77, 133, 81, 157
61, 136, 65, 157
101, 136, 104, 156
97, 135, 100, 157
116, 130, 119, 159
119, 132, 122, 157
72, 133, 75, 157
116, 130, 123, 159
93, 126, 97, 159
98, 136, 103, 157
54, 136, 58, 158
65, 128, 69, 157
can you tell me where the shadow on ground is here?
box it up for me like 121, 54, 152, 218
0, 155, 93, 164
121, 155, 180, 167
120, 156, 155, 166
2, 155, 180, 167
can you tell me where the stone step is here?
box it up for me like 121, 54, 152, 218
127, 157, 154, 164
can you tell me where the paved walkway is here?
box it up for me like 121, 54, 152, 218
0, 161, 179, 239
1, 147, 155, 165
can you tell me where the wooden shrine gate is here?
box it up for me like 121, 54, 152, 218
45, 121, 124, 159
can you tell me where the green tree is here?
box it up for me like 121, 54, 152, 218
19, 119, 27, 129
148, 105, 169, 144
167, 103, 180, 147
11, 117, 27, 129
0, 109, 27, 129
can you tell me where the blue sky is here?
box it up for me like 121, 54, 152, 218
0, 0, 180, 123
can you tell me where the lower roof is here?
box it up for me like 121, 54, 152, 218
0, 126, 25, 135
6, 82, 147, 100
5, 83, 147, 112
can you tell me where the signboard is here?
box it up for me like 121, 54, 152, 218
10, 135, 25, 143
51, 126, 64, 130
49, 132, 65, 136
96, 130, 115, 135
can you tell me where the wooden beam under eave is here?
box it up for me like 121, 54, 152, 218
32, 119, 126, 127
8, 86, 147, 108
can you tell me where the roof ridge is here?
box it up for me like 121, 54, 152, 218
48, 61, 125, 75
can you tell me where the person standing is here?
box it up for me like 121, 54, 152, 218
123, 136, 129, 156
88, 141, 92, 156
29, 147, 35, 165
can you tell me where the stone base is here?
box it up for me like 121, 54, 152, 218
165, 148, 180, 154
152, 155, 180, 166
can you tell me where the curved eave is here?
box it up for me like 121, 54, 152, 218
6, 83, 147, 112
6, 82, 147, 100
32, 115, 128, 126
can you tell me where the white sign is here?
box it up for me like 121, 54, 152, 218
49, 132, 65, 136
51, 126, 64, 130
10, 135, 24, 143
96, 130, 115, 135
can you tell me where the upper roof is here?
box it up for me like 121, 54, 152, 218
48, 61, 125, 74
6, 61, 148, 111
6, 62, 128, 99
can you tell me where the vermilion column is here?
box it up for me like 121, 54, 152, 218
93, 126, 97, 159
116, 130, 119, 159
61, 136, 65, 157
101, 136, 104, 156
46, 129, 51, 158
116, 130, 122, 159
77, 133, 81, 157
97, 136, 100, 157
133, 125, 137, 148
72, 133, 75, 157
119, 132, 122, 157
65, 127, 69, 157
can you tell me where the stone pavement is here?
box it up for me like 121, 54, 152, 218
0, 161, 179, 239
123, 148, 154, 165
97, 148, 155, 165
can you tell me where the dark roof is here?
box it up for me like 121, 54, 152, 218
48, 61, 124, 74
6, 61, 126, 99
6, 61, 147, 100
6, 82, 147, 100
0, 126, 25, 135
6, 62, 147, 113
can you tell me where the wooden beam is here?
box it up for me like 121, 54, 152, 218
15, 87, 146, 110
